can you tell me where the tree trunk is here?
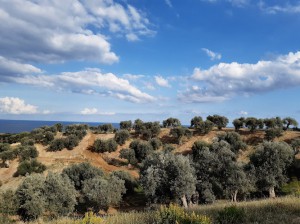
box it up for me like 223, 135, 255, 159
231, 190, 238, 202
181, 195, 188, 208
269, 186, 276, 198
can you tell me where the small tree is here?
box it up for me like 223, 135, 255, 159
0, 150, 16, 167
120, 120, 132, 130
194, 120, 214, 134
216, 132, 247, 154
207, 115, 229, 130
82, 176, 126, 212
115, 130, 130, 145
48, 138, 65, 151
265, 128, 283, 141
283, 117, 298, 130
16, 174, 46, 221
18, 145, 39, 161
133, 119, 144, 135
232, 117, 245, 131
249, 141, 294, 198
43, 172, 77, 217
14, 159, 46, 177
149, 138, 162, 150
111, 170, 138, 196
120, 148, 138, 165
170, 127, 192, 144
245, 117, 258, 132
64, 135, 80, 150
190, 116, 203, 128
162, 117, 181, 128
62, 162, 104, 191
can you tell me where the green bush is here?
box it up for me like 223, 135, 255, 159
216, 206, 246, 224
281, 178, 300, 196
14, 159, 46, 177
18, 145, 39, 161
64, 135, 80, 150
48, 138, 66, 151
115, 129, 130, 145
157, 204, 211, 224
120, 148, 138, 165
92, 138, 118, 153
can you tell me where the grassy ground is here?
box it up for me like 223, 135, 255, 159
7, 196, 298, 224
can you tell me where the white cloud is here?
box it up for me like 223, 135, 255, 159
11, 68, 155, 103
239, 110, 248, 115
0, 0, 154, 64
81, 108, 115, 115
202, 48, 222, 61
180, 51, 300, 103
0, 97, 38, 114
123, 74, 145, 80
259, 1, 300, 14
227, 0, 249, 7
165, 0, 173, 8
155, 76, 171, 88
0, 56, 42, 82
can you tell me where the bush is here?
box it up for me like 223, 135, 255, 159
157, 204, 211, 224
76, 211, 103, 224
216, 206, 246, 224
62, 162, 104, 191
48, 138, 66, 151
64, 135, 80, 150
265, 128, 283, 141
111, 170, 138, 196
18, 145, 38, 161
120, 148, 138, 165
163, 144, 176, 152
92, 138, 118, 153
281, 178, 300, 196
149, 138, 162, 150
115, 129, 130, 145
14, 159, 46, 177
0, 190, 18, 216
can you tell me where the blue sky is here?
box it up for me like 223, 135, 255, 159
0, 0, 300, 125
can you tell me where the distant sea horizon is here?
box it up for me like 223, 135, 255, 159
0, 119, 119, 134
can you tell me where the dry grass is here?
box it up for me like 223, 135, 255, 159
17, 196, 300, 224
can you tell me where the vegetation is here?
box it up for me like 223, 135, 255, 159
0, 116, 300, 223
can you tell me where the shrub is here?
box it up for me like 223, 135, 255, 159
62, 162, 104, 191
216, 206, 246, 224
111, 170, 138, 196
0, 143, 10, 152
16, 174, 46, 221
92, 138, 118, 153
0, 190, 18, 216
157, 204, 211, 224
14, 159, 46, 177
64, 135, 80, 150
281, 178, 300, 196
18, 145, 39, 161
265, 128, 283, 141
163, 144, 176, 152
48, 138, 66, 151
149, 138, 162, 150
75, 211, 103, 224
115, 129, 130, 145
120, 148, 138, 165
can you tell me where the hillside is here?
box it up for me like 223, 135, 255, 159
1, 127, 300, 191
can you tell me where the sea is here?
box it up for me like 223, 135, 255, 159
0, 119, 119, 134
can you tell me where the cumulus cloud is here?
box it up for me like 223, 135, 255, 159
155, 76, 171, 88
179, 51, 300, 103
11, 68, 155, 103
0, 0, 154, 64
202, 48, 222, 61
0, 97, 38, 114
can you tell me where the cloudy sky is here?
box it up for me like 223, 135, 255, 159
1, 0, 300, 125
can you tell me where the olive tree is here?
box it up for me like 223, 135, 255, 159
216, 132, 247, 154
190, 116, 203, 128
43, 172, 77, 216
120, 120, 132, 130
115, 129, 130, 145
207, 115, 229, 130
162, 117, 181, 128
140, 151, 196, 208
232, 117, 245, 131
249, 142, 294, 198
283, 117, 298, 130
169, 127, 192, 144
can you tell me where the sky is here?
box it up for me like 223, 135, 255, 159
0, 0, 300, 125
